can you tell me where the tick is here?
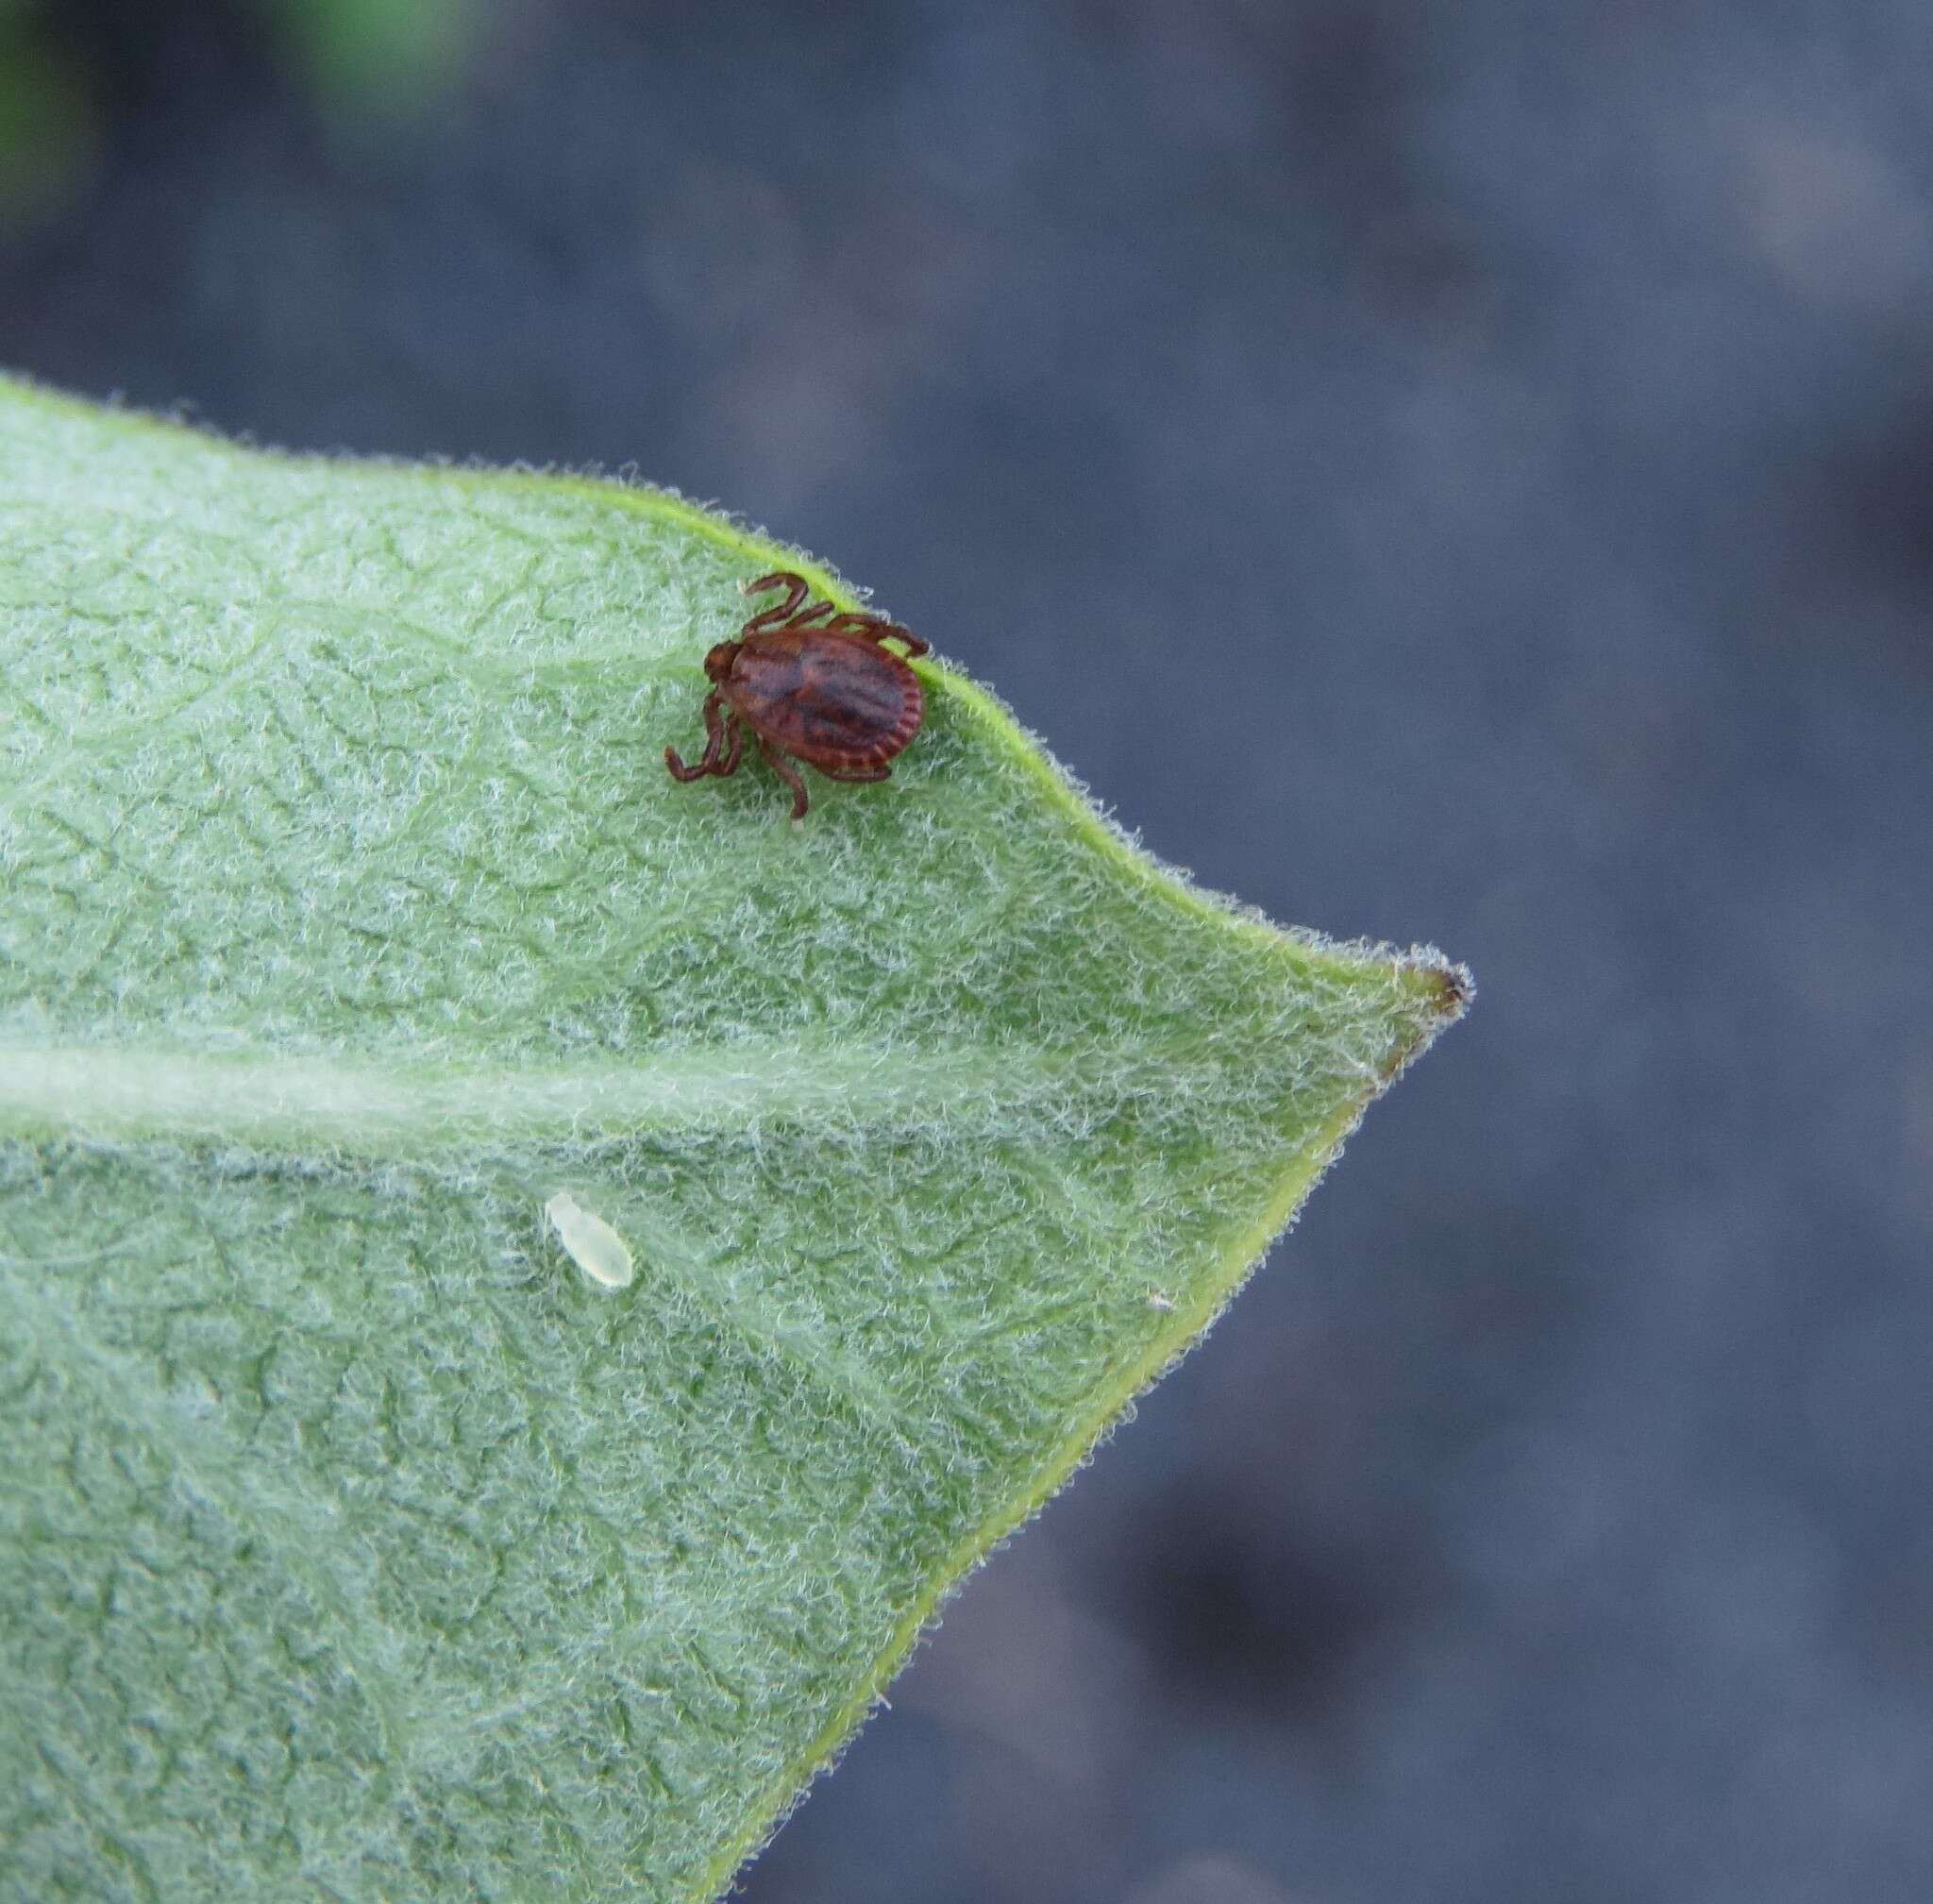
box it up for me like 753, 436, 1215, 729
665, 571, 930, 821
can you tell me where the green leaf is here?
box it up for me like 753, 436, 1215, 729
0, 373, 1468, 1902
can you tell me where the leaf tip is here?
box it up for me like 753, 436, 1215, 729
1373, 944, 1475, 1085
1414, 950, 1475, 1021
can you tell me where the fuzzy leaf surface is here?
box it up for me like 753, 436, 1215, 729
0, 378, 1466, 1901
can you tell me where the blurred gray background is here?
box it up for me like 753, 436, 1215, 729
4, 4, 1929, 1900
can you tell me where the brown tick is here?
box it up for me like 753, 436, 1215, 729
665, 571, 929, 821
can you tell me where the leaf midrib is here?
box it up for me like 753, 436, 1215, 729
0, 1036, 1195, 1152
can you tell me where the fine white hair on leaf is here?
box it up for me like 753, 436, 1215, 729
545, 1190, 635, 1290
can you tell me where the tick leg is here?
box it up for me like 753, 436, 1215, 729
743, 571, 808, 635
745, 572, 806, 610
822, 612, 930, 657
698, 690, 732, 769
759, 736, 810, 821
664, 689, 727, 781
697, 701, 746, 778
786, 600, 835, 629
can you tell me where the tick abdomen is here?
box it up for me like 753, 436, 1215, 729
727, 632, 923, 768
667, 572, 929, 818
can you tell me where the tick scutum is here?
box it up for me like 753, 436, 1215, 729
726, 631, 922, 769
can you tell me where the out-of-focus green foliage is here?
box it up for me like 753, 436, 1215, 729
0, 8, 95, 227
251, 0, 496, 114
0, 0, 498, 198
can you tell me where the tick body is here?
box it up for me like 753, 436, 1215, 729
665, 572, 929, 820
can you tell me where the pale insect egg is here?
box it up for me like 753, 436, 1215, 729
545, 1191, 635, 1290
